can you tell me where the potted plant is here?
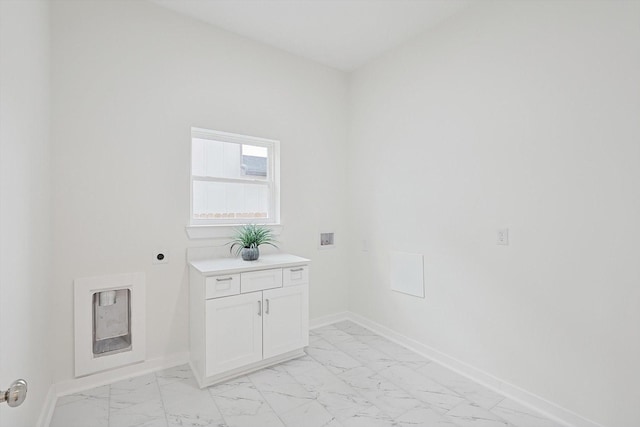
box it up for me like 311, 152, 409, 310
229, 224, 278, 261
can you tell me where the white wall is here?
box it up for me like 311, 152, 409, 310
347, 2, 640, 426
51, 0, 349, 383
0, 1, 53, 426
47, 1, 640, 426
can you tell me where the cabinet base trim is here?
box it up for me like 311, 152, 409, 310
191, 349, 306, 389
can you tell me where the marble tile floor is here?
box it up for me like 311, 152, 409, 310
50, 321, 564, 427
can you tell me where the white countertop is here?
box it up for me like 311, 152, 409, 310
189, 253, 310, 275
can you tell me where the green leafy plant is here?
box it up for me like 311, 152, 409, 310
229, 224, 278, 256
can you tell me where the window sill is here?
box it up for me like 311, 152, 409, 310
185, 224, 283, 240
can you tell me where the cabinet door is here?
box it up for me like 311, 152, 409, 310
262, 285, 309, 359
205, 292, 263, 377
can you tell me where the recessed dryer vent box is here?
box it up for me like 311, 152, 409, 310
74, 272, 146, 377
319, 232, 335, 249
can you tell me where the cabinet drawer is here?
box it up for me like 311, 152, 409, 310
283, 265, 309, 287
206, 274, 240, 299
241, 268, 282, 293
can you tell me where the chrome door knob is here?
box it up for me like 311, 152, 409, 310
0, 379, 27, 407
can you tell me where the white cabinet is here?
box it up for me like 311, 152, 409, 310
263, 285, 309, 359
205, 292, 262, 376
205, 274, 240, 299
283, 265, 309, 287
189, 254, 310, 387
241, 268, 283, 293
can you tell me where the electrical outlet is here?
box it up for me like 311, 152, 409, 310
497, 228, 509, 246
153, 249, 169, 264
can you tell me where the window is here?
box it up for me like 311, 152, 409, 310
190, 128, 280, 226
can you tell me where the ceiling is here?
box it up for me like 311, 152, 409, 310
150, 0, 471, 71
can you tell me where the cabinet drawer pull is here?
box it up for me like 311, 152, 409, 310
216, 277, 233, 282
289, 268, 304, 272
265, 299, 270, 314
257, 300, 262, 316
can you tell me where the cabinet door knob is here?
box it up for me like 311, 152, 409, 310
265, 299, 270, 314
257, 300, 262, 316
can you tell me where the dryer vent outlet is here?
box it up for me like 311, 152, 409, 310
319, 232, 335, 249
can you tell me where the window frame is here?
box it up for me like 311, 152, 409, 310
189, 127, 280, 228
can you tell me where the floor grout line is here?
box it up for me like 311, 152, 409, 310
154, 371, 170, 427
304, 335, 408, 423
247, 373, 290, 427
109, 383, 113, 427
52, 321, 563, 427
338, 322, 518, 419
206, 381, 230, 427
319, 323, 496, 424
275, 355, 344, 427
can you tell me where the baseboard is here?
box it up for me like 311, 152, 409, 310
36, 384, 57, 427
42, 313, 605, 427
54, 352, 190, 398
309, 311, 350, 329
346, 312, 606, 427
